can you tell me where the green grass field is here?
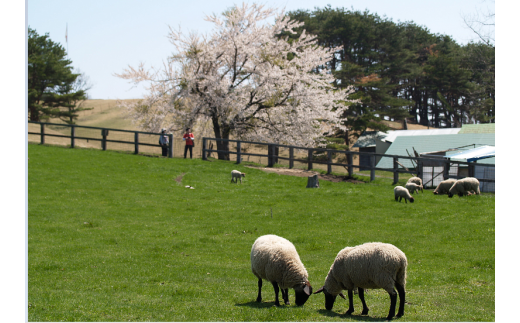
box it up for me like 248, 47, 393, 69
28, 144, 495, 321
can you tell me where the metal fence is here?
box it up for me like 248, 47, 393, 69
202, 137, 495, 192
28, 122, 203, 158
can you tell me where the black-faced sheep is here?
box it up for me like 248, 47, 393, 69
251, 234, 312, 306
231, 170, 246, 183
407, 176, 423, 188
405, 182, 423, 194
448, 177, 481, 198
314, 242, 408, 320
394, 186, 415, 203
433, 178, 457, 195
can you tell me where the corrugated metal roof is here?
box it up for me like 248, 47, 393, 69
383, 128, 461, 142
446, 145, 495, 162
376, 133, 495, 168
459, 123, 495, 134
352, 131, 387, 148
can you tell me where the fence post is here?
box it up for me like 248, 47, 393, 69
443, 160, 450, 180
327, 150, 332, 174
308, 149, 313, 170
236, 141, 241, 164
393, 157, 398, 184
417, 160, 423, 180
102, 129, 107, 150
71, 125, 75, 148
168, 134, 173, 158
469, 161, 475, 177
267, 144, 273, 167
347, 151, 353, 177
289, 147, 294, 169
370, 155, 375, 182
134, 132, 139, 155
40, 123, 45, 144
202, 138, 207, 160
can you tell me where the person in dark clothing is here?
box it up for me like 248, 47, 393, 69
159, 128, 169, 157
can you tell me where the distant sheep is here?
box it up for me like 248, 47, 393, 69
251, 234, 312, 306
314, 242, 408, 320
394, 186, 415, 203
405, 182, 423, 194
433, 178, 457, 195
448, 177, 480, 198
407, 176, 423, 187
231, 170, 246, 183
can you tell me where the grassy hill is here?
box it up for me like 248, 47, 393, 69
28, 144, 495, 321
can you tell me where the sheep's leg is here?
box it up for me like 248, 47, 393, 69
256, 278, 262, 303
271, 281, 281, 306
345, 289, 355, 315
281, 288, 289, 305
396, 282, 405, 317
358, 287, 369, 315
386, 288, 397, 320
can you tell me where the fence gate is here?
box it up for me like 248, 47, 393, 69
422, 166, 445, 188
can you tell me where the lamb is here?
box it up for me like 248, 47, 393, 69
405, 182, 423, 194
314, 242, 408, 321
394, 186, 415, 203
231, 170, 246, 183
407, 176, 423, 187
448, 177, 481, 198
433, 178, 457, 195
251, 234, 313, 306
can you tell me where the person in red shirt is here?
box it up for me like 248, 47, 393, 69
183, 127, 195, 159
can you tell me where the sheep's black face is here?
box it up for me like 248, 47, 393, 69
324, 290, 337, 310
294, 282, 312, 306
448, 193, 454, 198
433, 191, 438, 195
410, 197, 415, 203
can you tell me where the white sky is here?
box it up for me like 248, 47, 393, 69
27, 0, 495, 100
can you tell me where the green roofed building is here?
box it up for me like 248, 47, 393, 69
376, 133, 495, 169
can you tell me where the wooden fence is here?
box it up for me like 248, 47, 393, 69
28, 121, 174, 157
202, 137, 495, 187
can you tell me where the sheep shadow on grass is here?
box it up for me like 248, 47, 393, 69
235, 300, 293, 309
316, 309, 392, 321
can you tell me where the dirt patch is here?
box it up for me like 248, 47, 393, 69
175, 172, 186, 183
245, 166, 365, 184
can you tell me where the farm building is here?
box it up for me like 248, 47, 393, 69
375, 132, 495, 192
353, 128, 461, 169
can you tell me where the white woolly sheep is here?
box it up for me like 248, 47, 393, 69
394, 186, 415, 203
251, 234, 313, 306
433, 178, 457, 195
405, 182, 423, 194
407, 176, 423, 187
448, 177, 481, 198
231, 170, 246, 183
314, 242, 408, 321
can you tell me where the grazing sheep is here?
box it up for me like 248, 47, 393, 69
314, 242, 407, 321
448, 177, 481, 198
251, 234, 313, 306
231, 170, 246, 183
405, 182, 423, 194
407, 176, 423, 187
394, 186, 415, 203
433, 178, 457, 195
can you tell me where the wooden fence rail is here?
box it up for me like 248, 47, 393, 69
202, 137, 495, 185
28, 121, 173, 158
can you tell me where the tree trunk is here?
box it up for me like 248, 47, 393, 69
212, 114, 230, 160
306, 174, 320, 188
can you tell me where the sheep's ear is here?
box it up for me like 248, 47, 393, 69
313, 286, 324, 294
339, 292, 346, 300
304, 285, 311, 295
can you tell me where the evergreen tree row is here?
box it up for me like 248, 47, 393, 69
287, 6, 495, 143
